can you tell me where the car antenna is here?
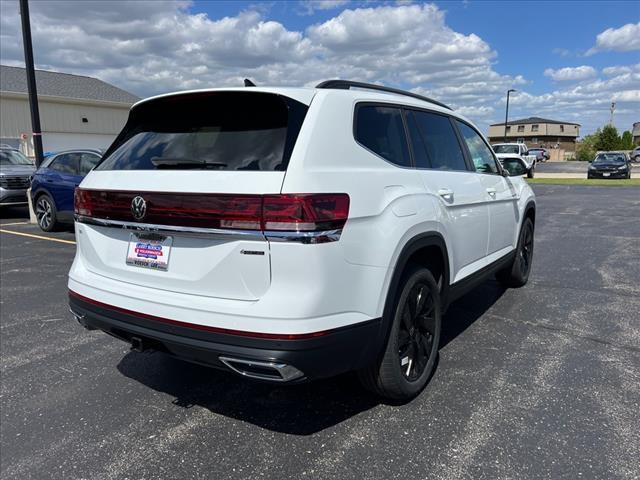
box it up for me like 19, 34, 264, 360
244, 78, 256, 87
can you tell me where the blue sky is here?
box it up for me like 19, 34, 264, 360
1, 0, 638, 135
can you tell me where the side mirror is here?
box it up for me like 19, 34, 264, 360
500, 158, 528, 176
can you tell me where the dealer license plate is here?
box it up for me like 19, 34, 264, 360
126, 233, 172, 271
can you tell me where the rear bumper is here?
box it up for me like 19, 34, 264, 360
69, 291, 383, 382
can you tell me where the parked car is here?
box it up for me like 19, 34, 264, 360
0, 147, 35, 207
30, 149, 102, 230
492, 143, 537, 178
631, 146, 640, 163
587, 152, 631, 179
527, 147, 549, 162
68, 81, 536, 401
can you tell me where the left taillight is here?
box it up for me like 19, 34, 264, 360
74, 188, 93, 216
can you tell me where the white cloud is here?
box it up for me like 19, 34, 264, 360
586, 22, 640, 55
602, 63, 640, 76
298, 1, 350, 16
0, 1, 637, 135
544, 66, 597, 81
552, 48, 570, 57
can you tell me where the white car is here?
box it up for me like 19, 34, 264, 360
492, 143, 537, 178
68, 80, 536, 400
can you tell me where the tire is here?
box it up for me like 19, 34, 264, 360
359, 265, 441, 401
35, 194, 58, 232
496, 217, 534, 288
527, 167, 535, 179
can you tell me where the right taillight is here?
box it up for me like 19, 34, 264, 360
262, 194, 350, 231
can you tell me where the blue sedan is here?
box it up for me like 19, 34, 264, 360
30, 149, 103, 231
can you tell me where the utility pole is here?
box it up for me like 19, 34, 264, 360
503, 89, 516, 143
19, 0, 44, 167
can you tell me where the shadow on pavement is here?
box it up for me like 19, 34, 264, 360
116, 278, 505, 435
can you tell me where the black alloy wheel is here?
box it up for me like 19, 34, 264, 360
358, 265, 441, 401
397, 282, 437, 381
518, 219, 534, 278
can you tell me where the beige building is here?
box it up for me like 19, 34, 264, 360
0, 65, 138, 155
488, 116, 580, 152
632, 122, 640, 145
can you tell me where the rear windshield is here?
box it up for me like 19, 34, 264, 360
493, 145, 520, 154
97, 92, 308, 171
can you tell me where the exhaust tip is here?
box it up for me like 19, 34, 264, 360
69, 307, 96, 330
219, 356, 304, 382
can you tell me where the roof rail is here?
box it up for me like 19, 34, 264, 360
316, 80, 451, 110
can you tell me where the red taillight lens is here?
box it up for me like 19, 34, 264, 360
74, 188, 93, 216
263, 194, 350, 231
74, 189, 349, 233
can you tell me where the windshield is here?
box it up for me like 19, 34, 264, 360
594, 154, 625, 164
97, 92, 308, 172
0, 149, 32, 166
493, 145, 520, 154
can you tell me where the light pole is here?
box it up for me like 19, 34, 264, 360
19, 0, 44, 166
504, 89, 516, 143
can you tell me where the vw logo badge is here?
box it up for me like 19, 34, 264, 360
131, 196, 147, 221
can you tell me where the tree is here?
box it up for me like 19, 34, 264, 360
576, 133, 598, 161
594, 125, 622, 151
620, 130, 633, 150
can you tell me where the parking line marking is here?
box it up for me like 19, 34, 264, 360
0, 229, 76, 245
0, 222, 30, 226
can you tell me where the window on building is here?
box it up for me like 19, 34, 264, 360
355, 105, 411, 167
506, 126, 511, 133
531, 124, 539, 132
560, 125, 565, 132
531, 137, 538, 144
517, 125, 525, 133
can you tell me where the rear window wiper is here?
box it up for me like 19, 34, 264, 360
151, 157, 228, 169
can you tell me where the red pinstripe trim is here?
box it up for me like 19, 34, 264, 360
68, 290, 330, 340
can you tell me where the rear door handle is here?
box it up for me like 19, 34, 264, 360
486, 187, 497, 197
437, 188, 454, 200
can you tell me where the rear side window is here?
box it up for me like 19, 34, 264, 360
410, 111, 467, 171
355, 105, 411, 167
50, 153, 79, 174
97, 92, 308, 171
79, 153, 101, 175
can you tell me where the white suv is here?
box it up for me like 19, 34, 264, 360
68, 80, 535, 400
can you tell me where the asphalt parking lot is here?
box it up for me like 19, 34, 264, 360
1, 185, 639, 480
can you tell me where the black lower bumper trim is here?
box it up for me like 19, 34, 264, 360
69, 292, 382, 381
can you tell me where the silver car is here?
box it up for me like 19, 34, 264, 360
0, 148, 36, 206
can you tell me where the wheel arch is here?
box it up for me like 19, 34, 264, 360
369, 231, 450, 364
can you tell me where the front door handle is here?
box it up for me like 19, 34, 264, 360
437, 188, 454, 200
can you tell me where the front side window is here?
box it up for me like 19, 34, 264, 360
355, 105, 410, 167
50, 153, 79, 174
409, 110, 467, 171
456, 121, 499, 174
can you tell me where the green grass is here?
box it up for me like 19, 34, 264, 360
527, 178, 640, 186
